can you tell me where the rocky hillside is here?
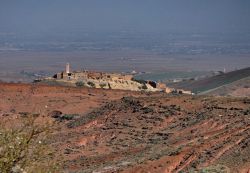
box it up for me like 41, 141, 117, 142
40, 77, 160, 92
0, 83, 249, 172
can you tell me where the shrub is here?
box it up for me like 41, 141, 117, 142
0, 116, 60, 173
60, 114, 77, 121
18, 112, 29, 118
87, 81, 95, 88
75, 81, 85, 87
141, 84, 148, 90
108, 83, 112, 89
99, 83, 107, 89
132, 78, 146, 84
49, 112, 78, 121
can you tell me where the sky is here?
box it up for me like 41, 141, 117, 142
0, 0, 250, 34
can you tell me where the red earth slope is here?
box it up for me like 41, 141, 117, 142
0, 83, 249, 173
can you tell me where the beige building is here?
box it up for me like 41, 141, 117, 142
53, 63, 133, 81
49, 63, 192, 94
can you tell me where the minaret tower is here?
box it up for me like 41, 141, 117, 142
66, 63, 70, 74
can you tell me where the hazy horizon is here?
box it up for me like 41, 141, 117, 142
0, 0, 250, 82
0, 0, 250, 34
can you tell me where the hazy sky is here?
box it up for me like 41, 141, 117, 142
0, 0, 250, 33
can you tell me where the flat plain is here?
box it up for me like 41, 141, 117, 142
0, 50, 250, 82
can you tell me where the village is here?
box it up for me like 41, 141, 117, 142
37, 63, 192, 94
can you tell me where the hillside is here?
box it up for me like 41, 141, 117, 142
167, 67, 250, 94
201, 76, 250, 97
0, 83, 249, 172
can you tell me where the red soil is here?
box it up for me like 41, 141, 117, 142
0, 83, 249, 173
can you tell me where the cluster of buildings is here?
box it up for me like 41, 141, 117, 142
43, 63, 192, 94
53, 63, 133, 82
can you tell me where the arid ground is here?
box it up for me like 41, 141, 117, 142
0, 83, 250, 172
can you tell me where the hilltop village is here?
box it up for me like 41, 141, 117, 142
38, 63, 192, 94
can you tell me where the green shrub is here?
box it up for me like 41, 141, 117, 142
108, 83, 111, 89
99, 83, 107, 89
75, 81, 85, 87
141, 84, 148, 90
87, 81, 95, 88
132, 78, 146, 84
60, 114, 78, 121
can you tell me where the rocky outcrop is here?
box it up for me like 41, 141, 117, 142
82, 78, 160, 92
